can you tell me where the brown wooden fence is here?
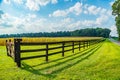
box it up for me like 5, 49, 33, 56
6, 38, 105, 67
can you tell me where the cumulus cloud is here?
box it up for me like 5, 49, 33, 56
26, 0, 40, 11
68, 2, 82, 15
0, 10, 112, 34
3, 0, 10, 4
25, 0, 58, 11
0, 1, 115, 35
14, 0, 23, 4
110, 25, 118, 36
0, 13, 56, 34
50, 2, 111, 17
49, 2, 82, 17
49, 10, 68, 17
4, 0, 58, 11
87, 5, 101, 15
83, 4, 111, 16
64, 0, 72, 2
96, 15, 109, 25
51, 0, 58, 4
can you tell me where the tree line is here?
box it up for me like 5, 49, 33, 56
0, 28, 111, 38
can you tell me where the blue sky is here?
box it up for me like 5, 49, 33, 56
0, 0, 117, 36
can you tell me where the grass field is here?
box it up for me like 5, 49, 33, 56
0, 39, 120, 80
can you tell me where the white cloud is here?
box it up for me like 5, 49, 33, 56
26, 0, 40, 11
68, 2, 82, 15
62, 18, 73, 23
50, 2, 110, 17
25, 0, 58, 11
87, 5, 101, 15
37, 0, 50, 6
84, 4, 110, 16
64, 14, 110, 30
49, 15, 110, 31
96, 15, 109, 25
84, 10, 88, 14
0, 2, 115, 36
64, 0, 72, 2
51, 0, 58, 4
14, 0, 23, 4
0, 13, 56, 34
49, 10, 68, 17
110, 25, 118, 36
3, 0, 10, 4
0, 19, 4, 24
50, 2, 82, 17
1, 13, 16, 22
0, 11, 113, 34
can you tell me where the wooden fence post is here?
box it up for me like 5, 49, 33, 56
72, 41, 74, 53
62, 42, 65, 57
14, 39, 22, 67
88, 41, 90, 47
79, 41, 80, 51
84, 41, 85, 49
46, 43, 48, 62
14, 39, 17, 62
88, 41, 90, 46
87, 41, 88, 48
6, 40, 9, 56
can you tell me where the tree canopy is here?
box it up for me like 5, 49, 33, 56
71, 28, 111, 38
112, 0, 120, 40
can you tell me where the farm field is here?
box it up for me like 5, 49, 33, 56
0, 39, 120, 80
0, 37, 102, 46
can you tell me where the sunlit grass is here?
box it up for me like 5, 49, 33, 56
0, 39, 120, 80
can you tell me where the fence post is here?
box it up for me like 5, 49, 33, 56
14, 39, 22, 67
14, 39, 17, 62
72, 41, 74, 53
46, 43, 48, 62
87, 41, 88, 48
62, 42, 65, 57
88, 41, 90, 47
84, 41, 85, 49
6, 40, 9, 56
79, 41, 80, 51
89, 41, 90, 46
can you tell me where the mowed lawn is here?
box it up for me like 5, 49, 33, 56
0, 39, 120, 80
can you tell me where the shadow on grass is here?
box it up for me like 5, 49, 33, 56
31, 43, 101, 67
21, 43, 103, 78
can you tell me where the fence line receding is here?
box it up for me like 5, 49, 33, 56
6, 38, 105, 67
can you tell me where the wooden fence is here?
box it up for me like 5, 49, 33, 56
6, 38, 105, 67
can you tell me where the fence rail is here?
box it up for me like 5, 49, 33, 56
6, 38, 105, 67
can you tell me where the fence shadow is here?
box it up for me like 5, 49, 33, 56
21, 43, 103, 78
31, 44, 98, 67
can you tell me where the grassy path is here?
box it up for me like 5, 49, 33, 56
109, 38, 120, 45
0, 40, 120, 80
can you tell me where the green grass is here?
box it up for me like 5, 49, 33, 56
112, 37, 119, 41
0, 39, 120, 80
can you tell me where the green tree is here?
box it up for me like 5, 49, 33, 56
112, 0, 120, 40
